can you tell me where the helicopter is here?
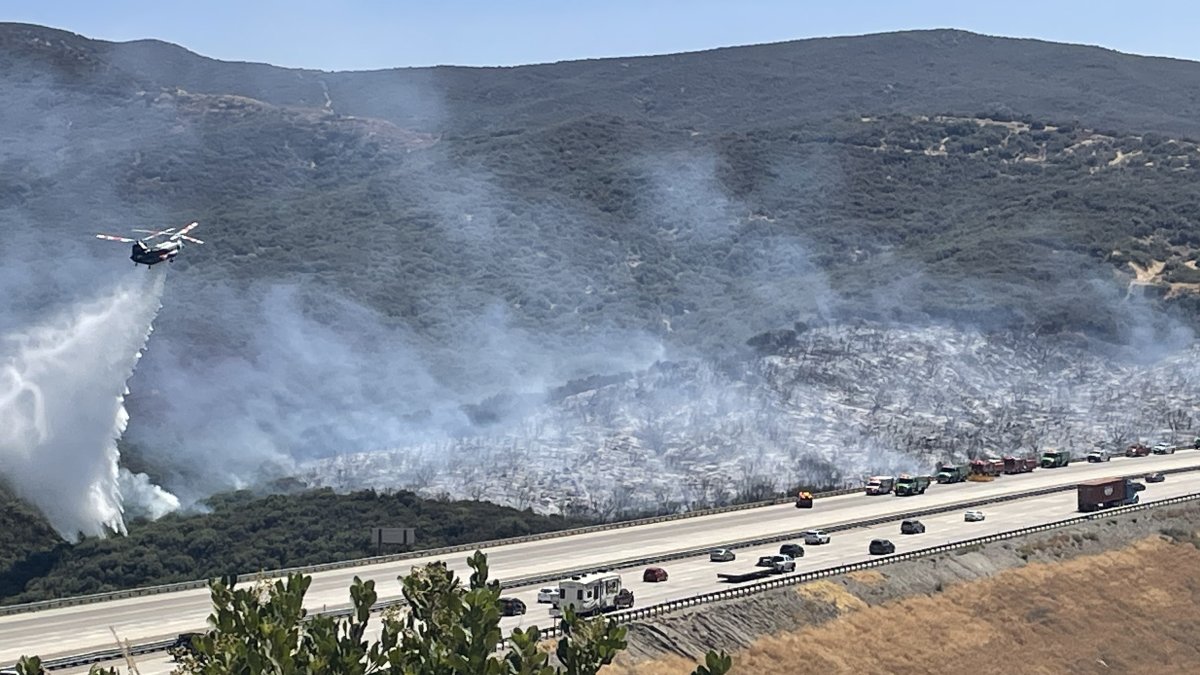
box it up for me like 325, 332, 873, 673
95, 222, 204, 266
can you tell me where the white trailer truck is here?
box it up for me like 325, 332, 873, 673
549, 572, 635, 618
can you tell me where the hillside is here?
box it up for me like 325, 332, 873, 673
2, 22, 1200, 529
305, 323, 1200, 516
0, 486, 591, 604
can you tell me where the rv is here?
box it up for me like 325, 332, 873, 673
550, 572, 635, 618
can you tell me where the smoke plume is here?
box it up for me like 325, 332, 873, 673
0, 267, 176, 540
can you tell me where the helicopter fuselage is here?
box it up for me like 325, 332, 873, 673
131, 240, 181, 266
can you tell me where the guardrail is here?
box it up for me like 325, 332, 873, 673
26, 463, 1200, 671
0, 486, 864, 618
513, 490, 1200, 645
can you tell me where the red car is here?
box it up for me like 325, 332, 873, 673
642, 566, 668, 582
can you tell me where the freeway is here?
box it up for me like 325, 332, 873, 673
4, 451, 1198, 666
52, 465, 1200, 675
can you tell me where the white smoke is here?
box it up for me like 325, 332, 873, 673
0, 266, 175, 541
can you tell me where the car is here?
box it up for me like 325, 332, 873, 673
779, 543, 805, 558
1086, 449, 1111, 463
642, 566, 669, 582
1145, 472, 1166, 483
803, 530, 831, 545
168, 632, 204, 662
537, 587, 559, 603
709, 548, 736, 562
1152, 443, 1175, 455
869, 539, 895, 555
499, 597, 526, 616
964, 510, 985, 522
615, 588, 635, 609
900, 519, 926, 534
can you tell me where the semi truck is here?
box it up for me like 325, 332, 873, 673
894, 474, 931, 496
1077, 477, 1143, 512
935, 464, 970, 484
1040, 449, 1071, 468
550, 572, 634, 617
864, 476, 895, 495
1003, 456, 1038, 474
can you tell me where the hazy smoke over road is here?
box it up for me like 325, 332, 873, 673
0, 267, 177, 540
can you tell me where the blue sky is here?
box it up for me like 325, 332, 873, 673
3, 0, 1195, 71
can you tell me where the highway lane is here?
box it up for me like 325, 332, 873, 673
53, 471, 1200, 675
5, 451, 1196, 665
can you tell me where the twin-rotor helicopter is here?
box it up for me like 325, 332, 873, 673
94, 222, 204, 266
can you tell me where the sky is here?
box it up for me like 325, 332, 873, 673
2, 0, 1197, 71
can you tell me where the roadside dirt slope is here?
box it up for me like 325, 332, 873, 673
604, 503, 1200, 674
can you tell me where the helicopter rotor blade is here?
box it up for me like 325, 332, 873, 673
170, 221, 200, 240
95, 234, 136, 243
131, 228, 174, 241
180, 236, 204, 244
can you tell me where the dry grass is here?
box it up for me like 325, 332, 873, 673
843, 569, 884, 585
604, 536, 1200, 675
793, 580, 867, 613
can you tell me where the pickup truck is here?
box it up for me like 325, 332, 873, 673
720, 555, 795, 583
1126, 443, 1151, 457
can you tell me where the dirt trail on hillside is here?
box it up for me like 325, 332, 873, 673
603, 505, 1200, 675
1128, 259, 1166, 282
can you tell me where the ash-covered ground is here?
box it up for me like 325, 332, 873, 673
300, 323, 1200, 518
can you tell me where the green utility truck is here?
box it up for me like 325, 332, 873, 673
935, 464, 970, 484
1040, 449, 1071, 468
894, 474, 931, 496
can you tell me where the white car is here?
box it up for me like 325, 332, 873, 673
709, 548, 736, 562
802, 530, 831, 545
536, 587, 558, 604
964, 510, 985, 522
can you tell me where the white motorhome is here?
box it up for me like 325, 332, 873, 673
549, 572, 634, 618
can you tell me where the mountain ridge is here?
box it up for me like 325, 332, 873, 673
8, 23, 1200, 137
